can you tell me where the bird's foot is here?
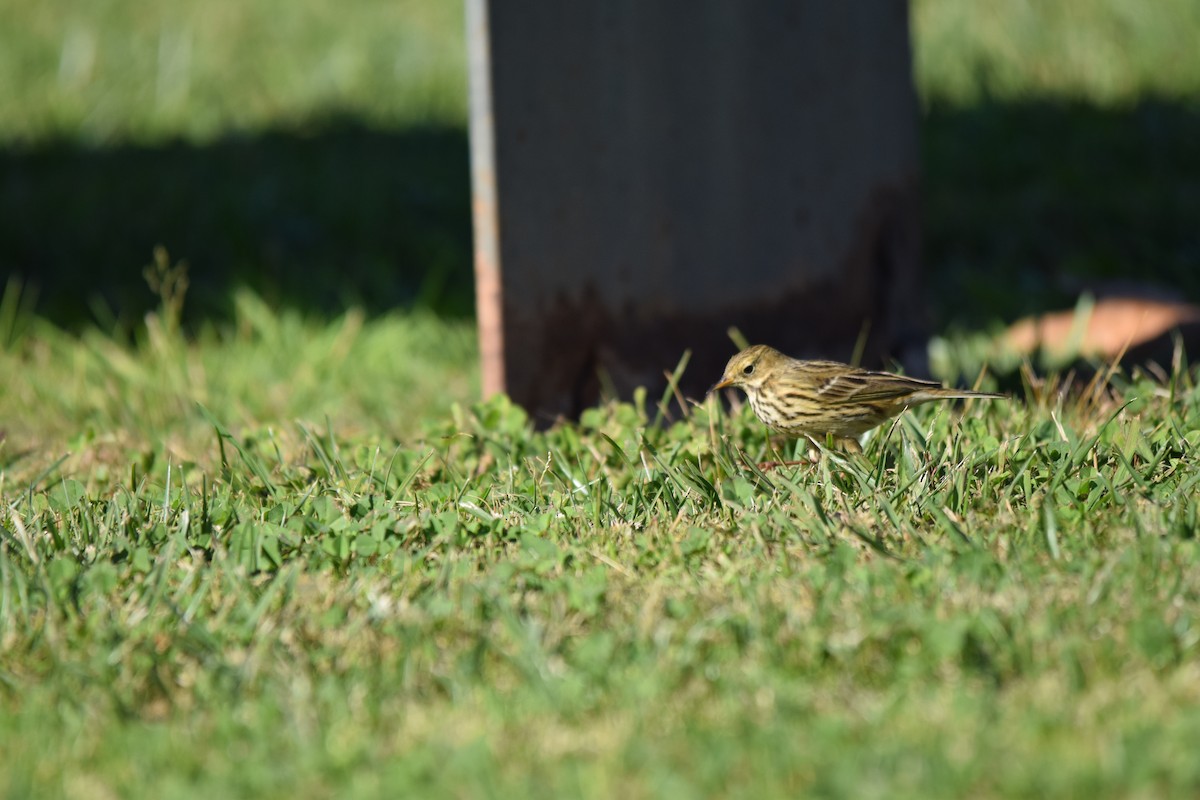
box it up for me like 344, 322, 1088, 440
755, 459, 812, 471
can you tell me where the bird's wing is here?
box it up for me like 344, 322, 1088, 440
803, 363, 941, 404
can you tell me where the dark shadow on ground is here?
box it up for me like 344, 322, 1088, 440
922, 97, 1200, 330
1, 120, 473, 330
1, 100, 1197, 344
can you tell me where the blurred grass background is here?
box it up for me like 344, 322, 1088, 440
2, 0, 1197, 332
0, 0, 471, 325
913, 0, 1200, 105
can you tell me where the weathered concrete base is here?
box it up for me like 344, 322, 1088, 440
502, 182, 926, 421
469, 0, 923, 421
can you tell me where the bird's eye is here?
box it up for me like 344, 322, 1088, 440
742, 363, 755, 376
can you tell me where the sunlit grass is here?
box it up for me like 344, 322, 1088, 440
913, 0, 1200, 106
0, 0, 466, 146
0, 272, 477, 487
2, 303, 1199, 796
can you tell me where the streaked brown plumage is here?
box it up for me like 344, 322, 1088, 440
709, 344, 1003, 453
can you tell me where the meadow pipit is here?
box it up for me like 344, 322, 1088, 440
709, 344, 1004, 457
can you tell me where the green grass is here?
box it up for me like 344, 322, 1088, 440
3, 1, 1200, 797
4, 307, 1200, 797
913, 0, 1200, 106
0, 269, 477, 464
0, 0, 472, 326
0, 0, 466, 145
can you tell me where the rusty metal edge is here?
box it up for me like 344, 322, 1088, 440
466, 0, 505, 398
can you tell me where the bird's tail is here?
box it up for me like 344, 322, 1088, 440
910, 388, 1006, 404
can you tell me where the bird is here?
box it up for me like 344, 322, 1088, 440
709, 344, 1004, 457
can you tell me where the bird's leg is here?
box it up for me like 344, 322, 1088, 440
756, 459, 813, 470
838, 437, 863, 455
756, 437, 818, 470
757, 436, 863, 470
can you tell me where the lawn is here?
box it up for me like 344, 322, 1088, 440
3, 1, 1200, 798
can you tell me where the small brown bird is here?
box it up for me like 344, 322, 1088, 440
709, 344, 1004, 454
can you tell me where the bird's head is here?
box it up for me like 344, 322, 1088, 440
708, 344, 783, 395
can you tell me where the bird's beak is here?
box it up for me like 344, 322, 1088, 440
708, 377, 733, 395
